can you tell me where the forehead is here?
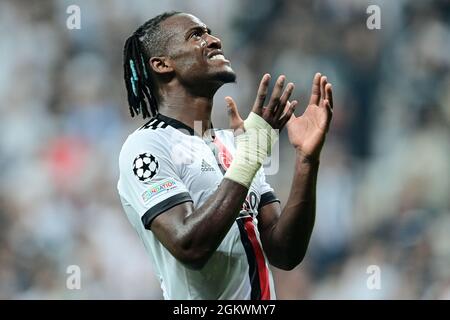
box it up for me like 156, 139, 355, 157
161, 13, 208, 34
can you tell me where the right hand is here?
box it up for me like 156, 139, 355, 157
225, 74, 298, 133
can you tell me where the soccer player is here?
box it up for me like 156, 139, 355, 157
118, 11, 333, 299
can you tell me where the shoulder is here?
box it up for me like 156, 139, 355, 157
119, 118, 175, 169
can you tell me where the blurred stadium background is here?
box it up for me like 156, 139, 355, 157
0, 0, 449, 299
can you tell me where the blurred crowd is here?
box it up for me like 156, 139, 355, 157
0, 0, 449, 299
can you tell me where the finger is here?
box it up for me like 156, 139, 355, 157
320, 76, 327, 105
266, 75, 286, 114
281, 100, 292, 117
322, 98, 332, 118
323, 99, 333, 131
275, 82, 295, 119
280, 100, 298, 128
309, 72, 322, 106
225, 96, 243, 129
326, 99, 333, 117
252, 74, 271, 114
280, 98, 297, 117
325, 83, 333, 109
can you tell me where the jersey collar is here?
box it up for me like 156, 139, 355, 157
156, 113, 215, 140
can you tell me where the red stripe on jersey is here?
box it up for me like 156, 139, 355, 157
243, 216, 271, 300
213, 134, 271, 300
212, 136, 233, 170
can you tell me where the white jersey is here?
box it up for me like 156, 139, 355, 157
117, 113, 279, 300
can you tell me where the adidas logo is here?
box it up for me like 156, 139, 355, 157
201, 159, 215, 172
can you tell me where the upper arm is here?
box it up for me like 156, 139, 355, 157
118, 133, 193, 245
150, 201, 194, 259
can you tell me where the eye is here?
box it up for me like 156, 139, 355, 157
191, 30, 202, 40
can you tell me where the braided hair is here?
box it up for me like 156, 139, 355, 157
123, 11, 180, 118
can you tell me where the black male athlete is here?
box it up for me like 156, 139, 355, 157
118, 11, 333, 299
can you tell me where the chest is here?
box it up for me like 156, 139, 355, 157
176, 135, 263, 217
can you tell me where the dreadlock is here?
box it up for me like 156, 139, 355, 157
123, 11, 180, 118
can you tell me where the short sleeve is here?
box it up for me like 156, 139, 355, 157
118, 133, 192, 230
257, 167, 280, 211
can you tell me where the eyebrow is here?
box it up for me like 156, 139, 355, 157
185, 25, 212, 39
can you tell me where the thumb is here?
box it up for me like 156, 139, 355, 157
225, 96, 244, 131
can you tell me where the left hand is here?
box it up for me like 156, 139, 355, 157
286, 73, 333, 161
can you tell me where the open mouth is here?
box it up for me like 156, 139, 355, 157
207, 51, 229, 62
210, 54, 226, 61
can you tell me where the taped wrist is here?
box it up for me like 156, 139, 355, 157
224, 112, 278, 188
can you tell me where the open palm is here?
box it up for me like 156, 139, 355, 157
286, 73, 333, 161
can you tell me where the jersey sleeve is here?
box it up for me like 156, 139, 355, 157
257, 167, 280, 211
118, 132, 192, 230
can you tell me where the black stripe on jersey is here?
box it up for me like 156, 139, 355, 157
236, 219, 261, 300
139, 116, 169, 130
157, 114, 195, 135
258, 191, 280, 211
156, 113, 216, 137
141, 192, 192, 229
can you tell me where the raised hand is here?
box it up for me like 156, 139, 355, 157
225, 74, 298, 133
286, 73, 333, 161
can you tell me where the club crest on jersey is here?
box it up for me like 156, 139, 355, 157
218, 151, 231, 170
133, 153, 159, 183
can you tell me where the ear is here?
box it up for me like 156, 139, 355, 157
149, 57, 174, 74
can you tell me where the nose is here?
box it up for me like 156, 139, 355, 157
205, 33, 222, 49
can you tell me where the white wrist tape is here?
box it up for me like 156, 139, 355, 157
225, 112, 278, 188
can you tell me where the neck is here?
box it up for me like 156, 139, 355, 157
158, 85, 216, 137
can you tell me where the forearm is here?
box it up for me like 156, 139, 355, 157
269, 150, 319, 267
160, 114, 281, 269
178, 112, 279, 265
262, 72, 332, 269
178, 178, 248, 266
